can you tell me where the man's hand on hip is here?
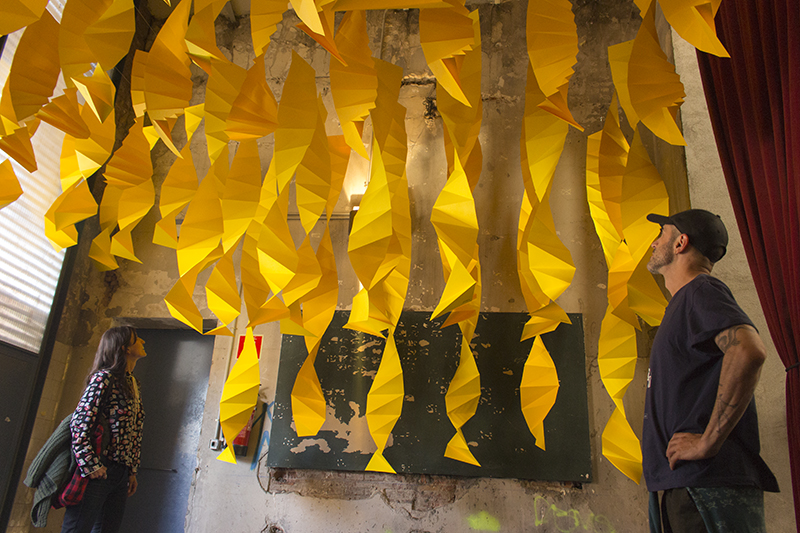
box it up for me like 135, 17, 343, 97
666, 432, 716, 470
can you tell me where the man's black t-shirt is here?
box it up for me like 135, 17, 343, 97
642, 275, 778, 492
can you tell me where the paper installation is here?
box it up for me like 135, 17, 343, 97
0, 0, 730, 481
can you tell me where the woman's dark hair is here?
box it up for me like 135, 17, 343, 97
86, 325, 137, 398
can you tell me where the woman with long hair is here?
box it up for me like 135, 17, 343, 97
60, 325, 146, 533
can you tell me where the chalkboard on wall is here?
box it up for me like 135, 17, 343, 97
267, 311, 591, 483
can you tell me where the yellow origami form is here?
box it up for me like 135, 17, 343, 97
430, 156, 478, 320
274, 52, 319, 192
130, 51, 148, 119
241, 220, 275, 328
251, 0, 286, 56
586, 95, 627, 266
176, 147, 226, 277
522, 301, 571, 341
5, 10, 60, 124
37, 88, 90, 140
91, 182, 123, 271
291, 228, 339, 436
0, 0, 48, 36
226, 55, 278, 142
295, 98, 332, 234
0, 160, 23, 209
443, 328, 481, 465
73, 66, 116, 125
144, 0, 192, 127
185, 1, 227, 74
59, 0, 112, 89
526, 0, 583, 130
608, 40, 641, 127
218, 327, 261, 464
329, 10, 377, 159
437, 8, 482, 170
84, 0, 136, 72
620, 129, 669, 263
74, 106, 116, 180
520, 336, 560, 451
627, 256, 668, 326
154, 141, 198, 249
607, 240, 640, 328
629, 3, 687, 146
419, 1, 475, 107
598, 306, 637, 416
522, 63, 570, 202
602, 408, 643, 484
206, 58, 248, 164
660, 0, 729, 57
221, 139, 262, 252
297, 3, 345, 65
44, 179, 98, 251
365, 331, 404, 473
165, 244, 222, 333
205, 245, 241, 335
108, 124, 154, 263
257, 172, 299, 297
0, 125, 38, 173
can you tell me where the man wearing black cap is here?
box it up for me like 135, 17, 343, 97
642, 209, 778, 533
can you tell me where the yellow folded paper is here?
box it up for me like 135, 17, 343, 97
0, 0, 48, 36
226, 55, 278, 141
36, 88, 90, 140
608, 40, 640, 127
83, 0, 136, 72
620, 129, 669, 262
177, 147, 226, 276
419, 2, 475, 106
5, 10, 60, 124
602, 407, 642, 484
251, 0, 286, 56
444, 334, 481, 465
660, 0, 729, 57
221, 139, 261, 252
629, 3, 687, 146
520, 335, 560, 451
365, 330, 404, 473
274, 51, 319, 192
0, 159, 24, 209
59, 0, 112, 89
329, 10, 377, 159
205, 243, 242, 332
526, 0, 582, 129
206, 57, 248, 164
154, 141, 198, 249
218, 327, 261, 464
0, 125, 37, 173
144, 0, 193, 123
72, 66, 116, 125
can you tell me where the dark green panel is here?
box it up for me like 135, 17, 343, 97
268, 311, 591, 482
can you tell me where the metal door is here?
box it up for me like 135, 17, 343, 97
120, 329, 215, 533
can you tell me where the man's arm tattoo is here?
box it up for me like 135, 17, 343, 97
715, 395, 738, 432
715, 325, 752, 353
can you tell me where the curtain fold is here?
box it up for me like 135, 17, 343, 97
697, 0, 800, 529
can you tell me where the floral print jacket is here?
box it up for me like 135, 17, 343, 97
71, 370, 144, 477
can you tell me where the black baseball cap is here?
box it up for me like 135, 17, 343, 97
646, 209, 728, 263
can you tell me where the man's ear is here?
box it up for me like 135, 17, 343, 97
674, 233, 690, 253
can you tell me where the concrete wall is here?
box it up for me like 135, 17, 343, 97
7, 2, 795, 533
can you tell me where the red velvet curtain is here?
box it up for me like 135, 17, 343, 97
697, 0, 800, 528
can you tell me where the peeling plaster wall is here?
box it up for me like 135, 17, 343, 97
7, 1, 795, 533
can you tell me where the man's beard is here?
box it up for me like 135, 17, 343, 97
647, 245, 674, 274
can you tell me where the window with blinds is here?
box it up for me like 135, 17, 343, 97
0, 22, 68, 354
